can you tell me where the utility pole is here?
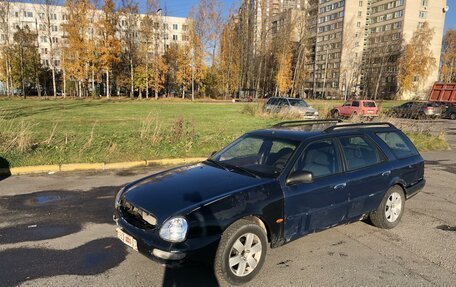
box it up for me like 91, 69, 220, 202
322, 45, 329, 99
191, 61, 195, 101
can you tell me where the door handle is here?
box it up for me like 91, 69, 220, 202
382, 171, 391, 177
334, 183, 347, 190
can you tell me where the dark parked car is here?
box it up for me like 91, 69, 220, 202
114, 120, 425, 285
388, 101, 442, 119
442, 103, 456, 120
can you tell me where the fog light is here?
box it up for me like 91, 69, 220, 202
152, 249, 186, 260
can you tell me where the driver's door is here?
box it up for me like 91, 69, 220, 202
282, 139, 350, 242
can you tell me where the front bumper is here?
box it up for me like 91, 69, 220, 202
113, 212, 219, 266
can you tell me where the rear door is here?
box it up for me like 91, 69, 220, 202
337, 135, 391, 219
283, 138, 349, 242
374, 131, 424, 186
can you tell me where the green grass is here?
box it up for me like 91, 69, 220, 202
0, 98, 447, 167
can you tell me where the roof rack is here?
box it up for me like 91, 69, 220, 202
272, 119, 342, 128
324, 122, 396, 132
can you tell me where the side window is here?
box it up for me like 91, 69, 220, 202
376, 132, 418, 158
352, 101, 360, 107
292, 139, 341, 179
266, 98, 273, 105
339, 136, 382, 170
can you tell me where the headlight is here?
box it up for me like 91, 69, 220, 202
159, 217, 188, 243
314, 111, 319, 115
115, 186, 126, 209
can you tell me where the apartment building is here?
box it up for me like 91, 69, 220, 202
362, 0, 447, 99
0, 1, 189, 70
246, 0, 447, 99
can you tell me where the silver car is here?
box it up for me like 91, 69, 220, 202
264, 97, 319, 118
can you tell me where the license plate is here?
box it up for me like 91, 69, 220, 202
117, 228, 138, 251
367, 110, 374, 113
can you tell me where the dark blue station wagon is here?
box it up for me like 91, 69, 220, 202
114, 120, 425, 285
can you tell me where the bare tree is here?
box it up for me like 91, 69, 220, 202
0, 0, 13, 97
119, 0, 139, 98
37, 0, 61, 98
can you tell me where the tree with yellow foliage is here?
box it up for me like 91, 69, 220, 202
62, 0, 93, 97
397, 22, 436, 96
441, 29, 456, 83
97, 0, 121, 98
276, 48, 293, 96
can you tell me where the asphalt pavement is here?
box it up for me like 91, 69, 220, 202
0, 120, 455, 287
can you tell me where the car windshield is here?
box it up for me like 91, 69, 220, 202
288, 99, 308, 107
363, 101, 376, 107
209, 135, 299, 178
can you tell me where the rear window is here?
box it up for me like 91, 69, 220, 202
363, 101, 376, 107
376, 132, 418, 159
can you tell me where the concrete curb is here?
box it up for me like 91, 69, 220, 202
8, 157, 207, 175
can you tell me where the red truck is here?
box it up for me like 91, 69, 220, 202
429, 83, 456, 103
331, 100, 379, 119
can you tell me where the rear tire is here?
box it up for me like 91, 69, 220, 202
370, 185, 405, 229
450, 113, 456, 120
332, 110, 340, 119
214, 219, 267, 286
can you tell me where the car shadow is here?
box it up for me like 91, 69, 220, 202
0, 156, 11, 181
0, 238, 128, 287
162, 264, 219, 287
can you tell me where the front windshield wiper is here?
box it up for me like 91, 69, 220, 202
204, 158, 229, 171
224, 164, 262, 179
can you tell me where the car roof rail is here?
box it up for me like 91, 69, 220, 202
272, 119, 342, 128
324, 122, 396, 132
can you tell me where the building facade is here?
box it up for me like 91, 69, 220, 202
0, 1, 189, 71
246, 0, 447, 99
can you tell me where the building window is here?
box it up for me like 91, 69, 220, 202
182, 35, 189, 41
164, 23, 169, 29
359, 1, 363, 6
419, 11, 428, 18
173, 24, 178, 30
164, 34, 169, 40
14, 11, 19, 17
172, 34, 178, 41
358, 11, 362, 17
51, 14, 57, 20
52, 25, 58, 32
356, 21, 361, 27
421, 0, 428, 6
182, 25, 188, 31
418, 22, 424, 28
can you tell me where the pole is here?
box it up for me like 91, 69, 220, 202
322, 45, 329, 99
191, 62, 195, 101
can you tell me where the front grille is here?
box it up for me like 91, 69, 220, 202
306, 112, 316, 116
120, 200, 156, 230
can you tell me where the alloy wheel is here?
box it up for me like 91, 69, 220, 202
228, 233, 263, 277
385, 192, 402, 222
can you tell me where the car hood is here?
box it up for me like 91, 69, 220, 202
122, 163, 272, 222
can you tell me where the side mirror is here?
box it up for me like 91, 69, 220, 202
210, 151, 217, 157
286, 171, 313, 186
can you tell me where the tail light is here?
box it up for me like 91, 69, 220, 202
425, 106, 434, 110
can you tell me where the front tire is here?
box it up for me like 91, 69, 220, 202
450, 113, 456, 120
370, 186, 405, 229
214, 219, 267, 286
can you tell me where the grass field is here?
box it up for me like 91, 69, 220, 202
0, 98, 448, 168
